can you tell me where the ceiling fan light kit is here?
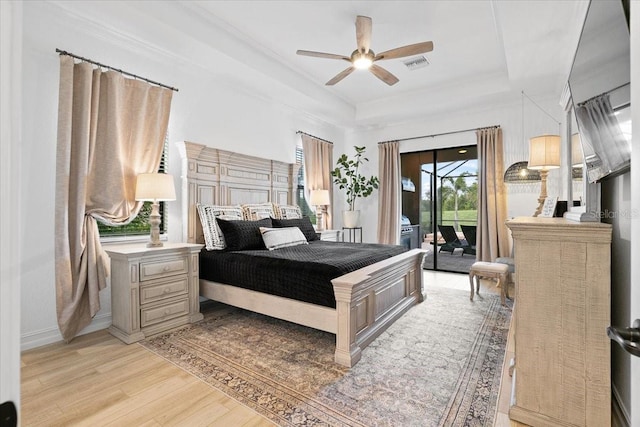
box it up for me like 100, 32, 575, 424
297, 15, 433, 86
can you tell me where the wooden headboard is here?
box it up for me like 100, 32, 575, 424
177, 141, 298, 244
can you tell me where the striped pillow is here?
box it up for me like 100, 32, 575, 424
259, 227, 308, 251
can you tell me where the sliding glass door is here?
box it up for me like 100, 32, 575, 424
402, 145, 478, 273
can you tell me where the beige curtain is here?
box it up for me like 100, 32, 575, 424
477, 127, 509, 261
55, 55, 173, 341
301, 134, 334, 229
377, 141, 401, 244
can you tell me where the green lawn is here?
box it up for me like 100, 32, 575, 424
420, 209, 477, 230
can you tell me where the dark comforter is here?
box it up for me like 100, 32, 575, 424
199, 240, 407, 308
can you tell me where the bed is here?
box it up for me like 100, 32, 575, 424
177, 141, 427, 367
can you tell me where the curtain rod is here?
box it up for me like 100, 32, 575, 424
378, 125, 499, 144
577, 82, 630, 107
56, 49, 179, 92
296, 131, 333, 144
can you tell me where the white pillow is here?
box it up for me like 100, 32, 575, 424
242, 203, 275, 220
196, 204, 244, 250
259, 227, 308, 251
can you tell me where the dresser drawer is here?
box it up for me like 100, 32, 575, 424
139, 277, 188, 305
140, 297, 189, 328
139, 257, 188, 282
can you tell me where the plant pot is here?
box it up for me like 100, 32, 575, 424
342, 210, 361, 228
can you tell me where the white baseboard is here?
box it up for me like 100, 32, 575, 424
21, 313, 112, 351
612, 384, 631, 427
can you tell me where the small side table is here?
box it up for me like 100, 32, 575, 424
342, 227, 363, 243
317, 229, 342, 242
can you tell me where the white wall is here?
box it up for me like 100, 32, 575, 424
337, 95, 565, 242
19, 1, 344, 349
1, 0, 23, 415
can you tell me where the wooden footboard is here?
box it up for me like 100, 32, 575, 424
332, 248, 426, 366
199, 249, 427, 367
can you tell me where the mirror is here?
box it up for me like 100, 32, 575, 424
568, 0, 631, 182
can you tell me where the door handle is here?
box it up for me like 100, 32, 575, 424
607, 319, 640, 358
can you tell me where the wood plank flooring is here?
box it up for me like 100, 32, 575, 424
21, 272, 525, 426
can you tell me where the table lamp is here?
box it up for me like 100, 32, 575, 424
528, 135, 561, 217
135, 173, 176, 247
309, 189, 330, 231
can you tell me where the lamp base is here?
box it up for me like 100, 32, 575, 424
147, 201, 162, 247
316, 209, 325, 232
533, 169, 549, 217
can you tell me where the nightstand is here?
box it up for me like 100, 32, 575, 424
105, 242, 203, 343
317, 229, 342, 242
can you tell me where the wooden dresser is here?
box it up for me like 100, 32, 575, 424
505, 217, 612, 427
105, 242, 204, 343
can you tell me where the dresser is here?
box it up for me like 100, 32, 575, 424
105, 242, 204, 343
505, 217, 612, 427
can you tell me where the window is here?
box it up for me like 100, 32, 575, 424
295, 146, 315, 222
98, 136, 169, 239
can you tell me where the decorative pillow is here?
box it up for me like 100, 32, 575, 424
196, 204, 244, 250
274, 204, 303, 219
242, 203, 276, 220
216, 217, 272, 251
271, 217, 319, 242
259, 227, 308, 251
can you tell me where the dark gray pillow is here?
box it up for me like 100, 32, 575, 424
216, 218, 272, 251
271, 217, 319, 241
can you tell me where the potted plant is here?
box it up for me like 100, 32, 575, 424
331, 145, 379, 228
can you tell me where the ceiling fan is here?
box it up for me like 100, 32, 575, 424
296, 15, 433, 86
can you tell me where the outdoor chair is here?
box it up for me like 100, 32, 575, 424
437, 225, 465, 254
460, 225, 477, 257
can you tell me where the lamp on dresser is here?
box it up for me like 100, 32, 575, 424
135, 173, 176, 247
309, 189, 330, 231
527, 135, 561, 217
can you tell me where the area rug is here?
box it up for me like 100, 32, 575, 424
141, 286, 511, 427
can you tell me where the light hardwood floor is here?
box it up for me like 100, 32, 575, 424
21, 271, 526, 426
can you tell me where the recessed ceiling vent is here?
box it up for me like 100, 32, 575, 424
403, 56, 430, 70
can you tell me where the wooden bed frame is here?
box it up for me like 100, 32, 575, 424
177, 141, 427, 367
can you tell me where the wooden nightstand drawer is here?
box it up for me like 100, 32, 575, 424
140, 257, 187, 282
140, 297, 189, 327
140, 277, 188, 305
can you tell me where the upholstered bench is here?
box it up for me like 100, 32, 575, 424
469, 261, 510, 305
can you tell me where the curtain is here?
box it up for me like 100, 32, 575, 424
55, 55, 173, 341
575, 94, 630, 181
377, 141, 401, 244
477, 127, 509, 261
301, 134, 334, 229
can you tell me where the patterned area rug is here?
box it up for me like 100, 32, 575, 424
141, 286, 511, 427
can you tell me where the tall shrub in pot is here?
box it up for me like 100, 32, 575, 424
331, 146, 379, 228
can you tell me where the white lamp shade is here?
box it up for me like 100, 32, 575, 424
571, 133, 584, 168
528, 135, 561, 170
309, 189, 330, 206
135, 173, 176, 201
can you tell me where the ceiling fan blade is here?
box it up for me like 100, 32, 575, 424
356, 15, 372, 53
296, 50, 350, 61
326, 67, 355, 85
374, 41, 434, 61
369, 64, 399, 86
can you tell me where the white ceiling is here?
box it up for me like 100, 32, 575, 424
133, 1, 590, 129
